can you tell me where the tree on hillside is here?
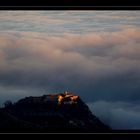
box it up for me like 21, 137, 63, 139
3, 100, 13, 108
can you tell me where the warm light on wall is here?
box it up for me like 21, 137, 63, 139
57, 92, 79, 105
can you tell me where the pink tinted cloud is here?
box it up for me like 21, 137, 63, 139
0, 27, 140, 82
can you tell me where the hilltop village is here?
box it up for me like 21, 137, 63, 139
44, 91, 79, 105
17, 91, 79, 106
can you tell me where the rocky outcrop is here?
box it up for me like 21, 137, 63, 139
0, 91, 111, 133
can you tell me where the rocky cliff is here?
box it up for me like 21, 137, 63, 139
0, 92, 111, 133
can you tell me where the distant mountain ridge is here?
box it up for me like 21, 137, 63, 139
0, 91, 111, 133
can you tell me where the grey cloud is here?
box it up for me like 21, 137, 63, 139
87, 101, 140, 129
0, 28, 140, 104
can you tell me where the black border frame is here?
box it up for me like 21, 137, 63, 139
0, 4, 140, 136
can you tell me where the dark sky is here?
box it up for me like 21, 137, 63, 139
0, 11, 140, 129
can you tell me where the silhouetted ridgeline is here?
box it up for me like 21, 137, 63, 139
0, 91, 111, 133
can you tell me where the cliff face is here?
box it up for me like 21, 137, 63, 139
0, 92, 111, 133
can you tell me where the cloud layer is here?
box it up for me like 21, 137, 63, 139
0, 28, 140, 103
88, 100, 140, 129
